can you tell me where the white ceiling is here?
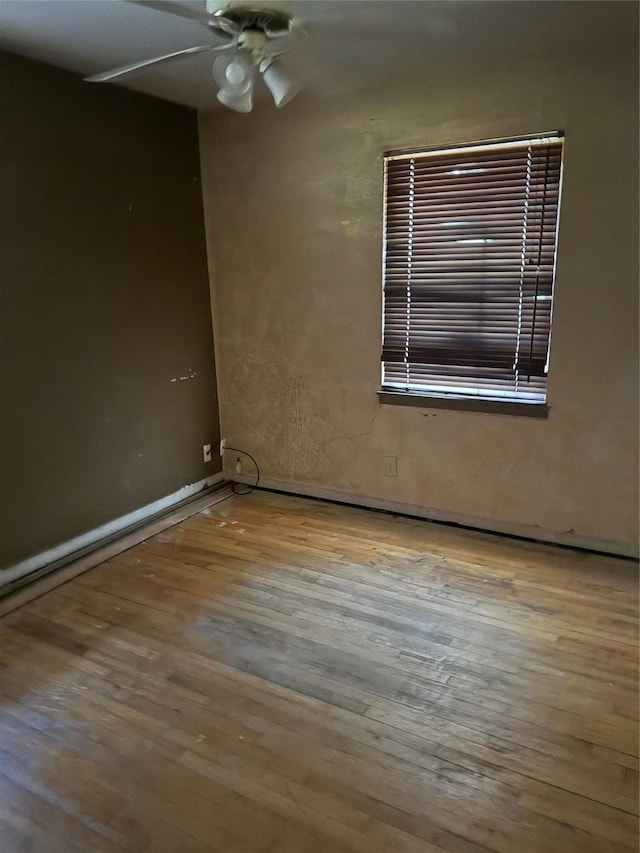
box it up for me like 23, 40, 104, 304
0, 1, 636, 111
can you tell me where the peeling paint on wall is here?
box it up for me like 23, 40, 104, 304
170, 368, 198, 383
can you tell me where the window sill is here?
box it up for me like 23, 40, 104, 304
378, 390, 549, 418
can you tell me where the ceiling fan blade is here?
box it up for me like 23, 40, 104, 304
85, 45, 214, 83
126, 1, 212, 27
293, 6, 457, 42
127, 1, 243, 39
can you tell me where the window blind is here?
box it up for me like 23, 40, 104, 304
381, 134, 564, 403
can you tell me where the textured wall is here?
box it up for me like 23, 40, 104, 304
199, 42, 638, 553
0, 52, 221, 570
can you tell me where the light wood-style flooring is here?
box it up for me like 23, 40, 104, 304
0, 490, 638, 852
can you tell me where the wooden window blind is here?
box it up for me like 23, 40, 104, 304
381, 133, 564, 404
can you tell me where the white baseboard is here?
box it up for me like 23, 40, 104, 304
1, 473, 224, 587
0, 480, 233, 617
232, 473, 638, 559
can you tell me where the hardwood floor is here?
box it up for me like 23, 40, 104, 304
0, 490, 637, 852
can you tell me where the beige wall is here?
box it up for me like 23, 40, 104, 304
0, 52, 221, 571
200, 40, 639, 554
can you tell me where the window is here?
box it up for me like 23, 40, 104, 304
381, 133, 564, 411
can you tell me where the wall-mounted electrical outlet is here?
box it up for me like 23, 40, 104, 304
383, 455, 398, 477
219, 438, 226, 456
235, 456, 243, 474
203, 444, 212, 463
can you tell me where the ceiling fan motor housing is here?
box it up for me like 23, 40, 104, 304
207, 4, 292, 39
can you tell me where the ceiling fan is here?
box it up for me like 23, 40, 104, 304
86, 1, 301, 113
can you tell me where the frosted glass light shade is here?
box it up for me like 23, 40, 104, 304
261, 59, 300, 108
213, 51, 254, 96
216, 83, 254, 113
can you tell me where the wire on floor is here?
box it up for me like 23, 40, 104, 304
224, 447, 260, 495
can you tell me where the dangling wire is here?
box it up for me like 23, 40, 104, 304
224, 447, 260, 495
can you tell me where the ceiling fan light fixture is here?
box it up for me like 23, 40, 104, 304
216, 81, 254, 113
213, 50, 254, 95
86, 4, 298, 115
260, 58, 300, 108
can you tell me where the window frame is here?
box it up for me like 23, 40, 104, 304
379, 132, 564, 417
